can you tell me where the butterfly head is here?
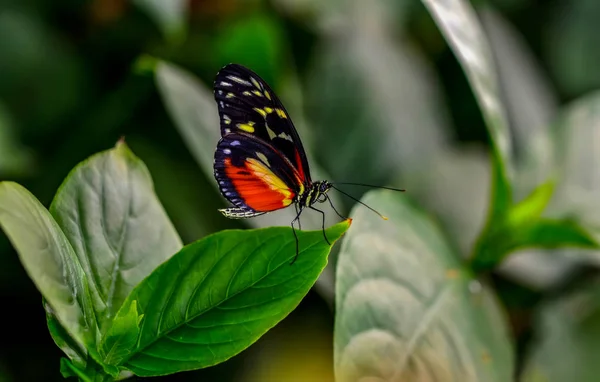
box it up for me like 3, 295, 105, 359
314, 180, 332, 204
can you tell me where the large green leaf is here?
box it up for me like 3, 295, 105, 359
0, 182, 97, 351
103, 221, 350, 376
49, 141, 182, 332
335, 191, 513, 381
419, 0, 513, 216
522, 280, 600, 382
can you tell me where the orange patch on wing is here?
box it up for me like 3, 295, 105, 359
225, 158, 295, 212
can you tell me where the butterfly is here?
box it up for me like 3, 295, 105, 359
212, 63, 404, 263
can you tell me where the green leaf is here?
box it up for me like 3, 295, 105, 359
418, 0, 513, 216
213, 14, 285, 87
101, 301, 143, 368
60, 358, 92, 381
49, 141, 182, 331
522, 280, 600, 382
335, 191, 513, 381
473, 219, 598, 271
132, 0, 186, 43
0, 182, 97, 351
110, 221, 350, 376
507, 181, 555, 227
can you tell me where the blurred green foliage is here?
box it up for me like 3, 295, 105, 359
1, 0, 600, 381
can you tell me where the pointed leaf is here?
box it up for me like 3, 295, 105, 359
419, 0, 514, 214
335, 191, 513, 381
111, 221, 350, 376
473, 219, 599, 271
101, 301, 143, 367
49, 141, 182, 330
0, 182, 97, 351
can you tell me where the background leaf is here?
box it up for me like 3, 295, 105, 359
306, 1, 451, 191
499, 91, 600, 289
481, 9, 558, 200
335, 190, 513, 381
111, 221, 350, 376
419, 0, 514, 214
0, 182, 97, 352
522, 280, 600, 382
49, 141, 182, 331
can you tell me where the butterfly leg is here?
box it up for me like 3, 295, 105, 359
309, 206, 331, 245
289, 208, 303, 265
294, 203, 302, 230
326, 195, 347, 220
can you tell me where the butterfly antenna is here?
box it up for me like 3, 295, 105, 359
331, 182, 405, 193
330, 185, 389, 220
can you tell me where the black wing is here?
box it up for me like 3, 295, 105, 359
213, 63, 312, 185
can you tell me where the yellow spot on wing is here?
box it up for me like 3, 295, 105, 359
275, 108, 287, 119
226, 93, 235, 98
246, 158, 293, 205
252, 90, 263, 97
250, 77, 261, 89
237, 122, 255, 133
254, 108, 267, 118
264, 107, 273, 114
243, 91, 252, 96
264, 91, 271, 100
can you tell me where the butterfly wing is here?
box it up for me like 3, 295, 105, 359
214, 133, 306, 216
213, 63, 311, 185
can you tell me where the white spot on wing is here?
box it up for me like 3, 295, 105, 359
223, 148, 231, 154
219, 101, 225, 108
226, 75, 252, 86
231, 140, 241, 146
220, 81, 232, 87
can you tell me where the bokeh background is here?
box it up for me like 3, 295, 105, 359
1, 0, 600, 380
